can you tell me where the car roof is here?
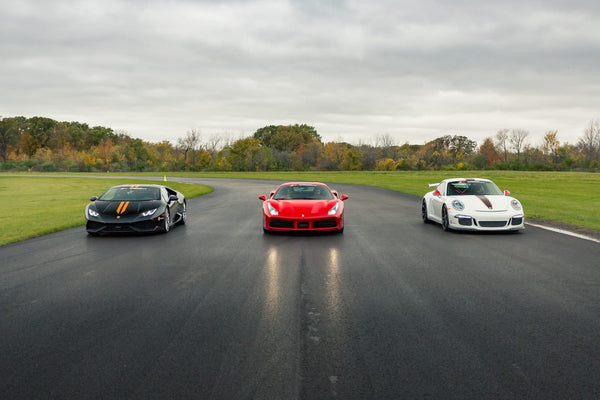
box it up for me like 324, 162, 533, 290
279, 182, 328, 186
443, 178, 492, 183
110, 184, 164, 189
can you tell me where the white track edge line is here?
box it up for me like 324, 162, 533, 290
525, 222, 600, 244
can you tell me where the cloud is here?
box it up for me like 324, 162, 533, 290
1, 0, 599, 146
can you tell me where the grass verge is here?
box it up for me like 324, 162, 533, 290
0, 176, 212, 246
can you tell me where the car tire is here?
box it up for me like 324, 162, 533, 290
180, 202, 186, 225
441, 206, 450, 231
422, 200, 429, 223
163, 208, 170, 233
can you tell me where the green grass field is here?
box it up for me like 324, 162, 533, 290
0, 176, 212, 246
0, 171, 598, 246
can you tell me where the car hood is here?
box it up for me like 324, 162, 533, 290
271, 200, 338, 216
92, 200, 163, 216
451, 195, 510, 212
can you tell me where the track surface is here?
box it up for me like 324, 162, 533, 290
1, 178, 599, 399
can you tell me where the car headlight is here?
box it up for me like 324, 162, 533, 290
267, 202, 279, 216
88, 208, 99, 217
328, 203, 339, 215
142, 208, 158, 217
511, 199, 522, 210
451, 200, 464, 211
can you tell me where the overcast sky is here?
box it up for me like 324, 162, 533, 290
1, 0, 599, 147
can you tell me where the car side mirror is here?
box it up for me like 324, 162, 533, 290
340, 194, 349, 201
169, 195, 178, 202
258, 195, 266, 201
90, 196, 98, 201
504, 190, 511, 196
433, 190, 441, 196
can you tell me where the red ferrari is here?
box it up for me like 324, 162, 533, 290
259, 182, 349, 233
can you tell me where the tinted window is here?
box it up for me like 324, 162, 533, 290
446, 181, 502, 196
273, 185, 334, 200
98, 187, 161, 201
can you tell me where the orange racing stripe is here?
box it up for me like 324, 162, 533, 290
116, 201, 130, 214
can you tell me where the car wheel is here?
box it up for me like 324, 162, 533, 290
180, 202, 186, 225
163, 208, 170, 233
422, 200, 429, 223
441, 206, 450, 231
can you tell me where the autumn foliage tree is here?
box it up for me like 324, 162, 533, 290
1, 117, 599, 172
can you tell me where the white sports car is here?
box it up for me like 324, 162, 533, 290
422, 178, 525, 232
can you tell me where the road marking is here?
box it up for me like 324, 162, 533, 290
526, 222, 600, 244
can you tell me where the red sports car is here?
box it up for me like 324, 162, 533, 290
259, 182, 349, 233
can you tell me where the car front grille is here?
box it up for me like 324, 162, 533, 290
313, 219, 338, 228
511, 217, 523, 225
269, 219, 295, 228
478, 221, 508, 228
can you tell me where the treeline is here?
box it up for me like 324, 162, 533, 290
1, 116, 599, 172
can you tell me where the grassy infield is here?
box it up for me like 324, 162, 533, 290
0, 171, 599, 246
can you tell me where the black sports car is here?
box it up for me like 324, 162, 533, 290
85, 184, 186, 235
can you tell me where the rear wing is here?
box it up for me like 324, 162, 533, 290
428, 183, 439, 188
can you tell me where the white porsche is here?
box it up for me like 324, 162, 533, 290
422, 178, 525, 232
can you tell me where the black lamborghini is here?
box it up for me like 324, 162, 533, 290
85, 184, 186, 235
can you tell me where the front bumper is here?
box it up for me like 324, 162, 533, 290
263, 214, 344, 232
86, 213, 166, 234
447, 210, 524, 231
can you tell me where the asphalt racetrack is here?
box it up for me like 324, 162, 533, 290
2, 178, 599, 399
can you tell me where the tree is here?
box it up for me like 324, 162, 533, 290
375, 134, 396, 159
205, 134, 224, 156
96, 138, 114, 170
341, 147, 364, 170
542, 131, 560, 165
253, 124, 321, 152
177, 129, 202, 168
319, 142, 351, 170
495, 129, 509, 163
578, 119, 600, 162
226, 137, 263, 171
25, 116, 57, 150
478, 137, 501, 166
426, 135, 476, 167
122, 137, 149, 171
449, 135, 477, 159
0, 117, 25, 161
510, 129, 529, 160
21, 130, 39, 157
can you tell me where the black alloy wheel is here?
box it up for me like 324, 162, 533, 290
441, 206, 450, 231
422, 200, 429, 223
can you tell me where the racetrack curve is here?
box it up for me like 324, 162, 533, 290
1, 178, 599, 400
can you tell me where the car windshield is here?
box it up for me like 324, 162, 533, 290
446, 180, 503, 196
273, 184, 334, 200
98, 186, 161, 201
